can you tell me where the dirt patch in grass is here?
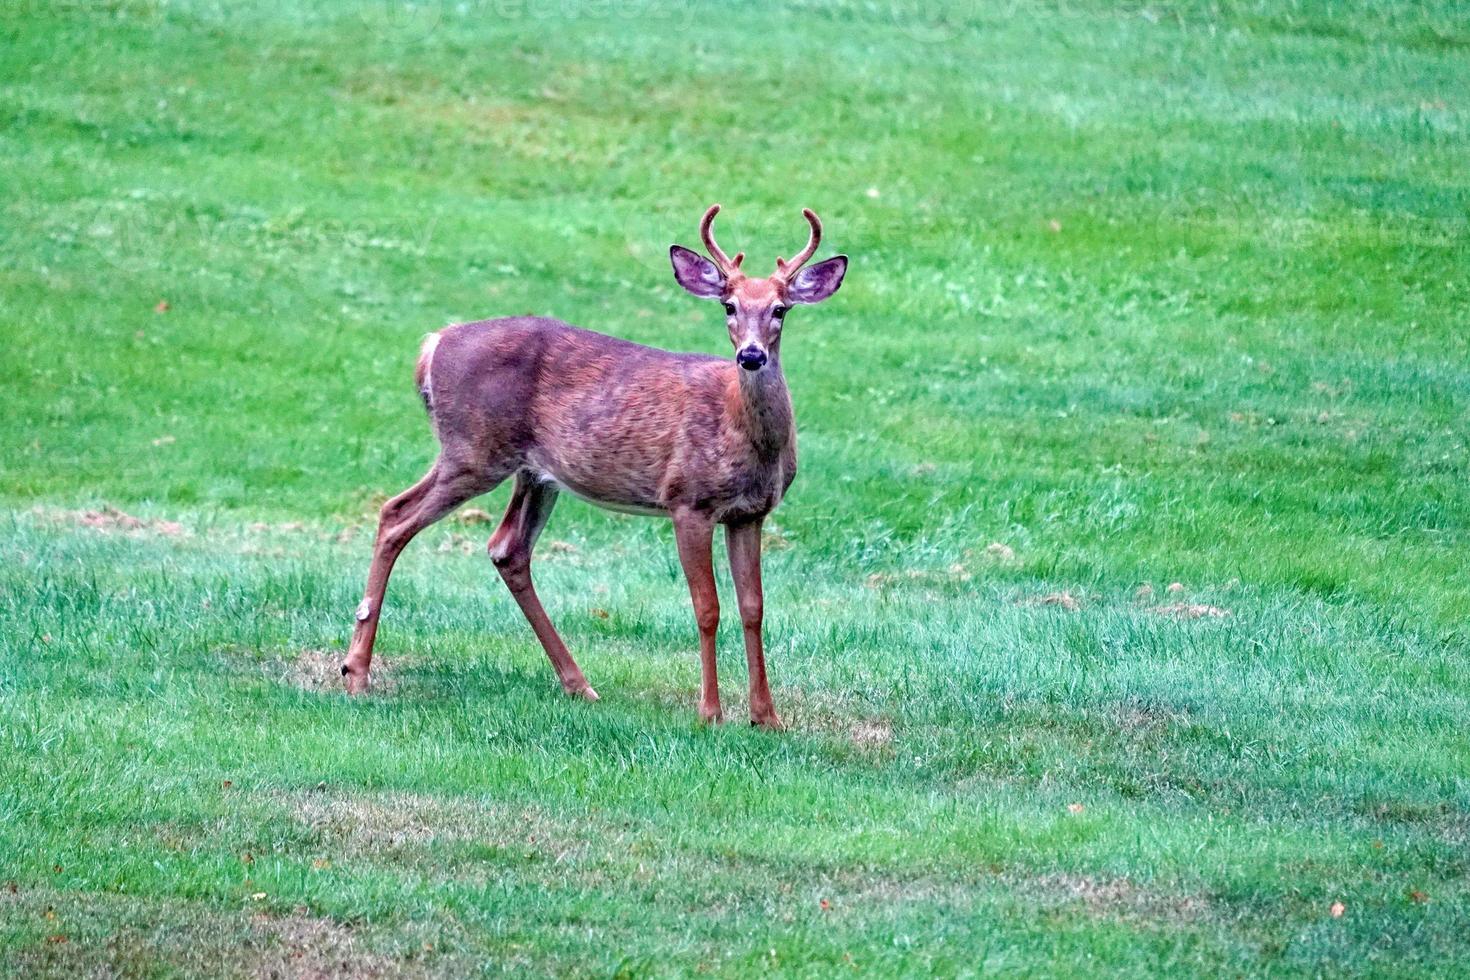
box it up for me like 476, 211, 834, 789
265, 648, 414, 696
804, 866, 1209, 931
771, 687, 896, 756
1109, 698, 1191, 735
865, 564, 972, 590
36, 504, 184, 537
0, 888, 455, 979
626, 679, 895, 754
291, 790, 483, 848
1020, 591, 1081, 611
1149, 602, 1230, 619
1026, 872, 1210, 924
282, 788, 597, 869
1354, 798, 1470, 847
239, 910, 399, 979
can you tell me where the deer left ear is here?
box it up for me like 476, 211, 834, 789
785, 255, 847, 305
669, 245, 727, 299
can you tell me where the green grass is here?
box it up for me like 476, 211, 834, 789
2, 0, 1468, 975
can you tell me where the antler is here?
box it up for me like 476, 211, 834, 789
774, 208, 822, 280
700, 204, 744, 277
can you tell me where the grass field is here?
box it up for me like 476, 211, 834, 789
2, 0, 1468, 975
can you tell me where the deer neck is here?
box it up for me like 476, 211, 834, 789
733, 357, 793, 458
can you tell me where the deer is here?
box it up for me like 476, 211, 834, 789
340, 205, 847, 728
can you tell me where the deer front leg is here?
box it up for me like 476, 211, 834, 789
673, 510, 722, 723
726, 519, 781, 729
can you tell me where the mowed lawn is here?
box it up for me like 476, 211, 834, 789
2, 0, 1468, 975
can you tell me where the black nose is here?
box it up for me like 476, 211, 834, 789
736, 346, 767, 371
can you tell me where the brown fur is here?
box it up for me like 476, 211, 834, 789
342, 207, 845, 729
420, 317, 796, 523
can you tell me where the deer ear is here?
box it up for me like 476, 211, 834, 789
786, 255, 847, 305
669, 245, 726, 299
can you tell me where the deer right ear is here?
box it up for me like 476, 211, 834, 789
669, 245, 727, 299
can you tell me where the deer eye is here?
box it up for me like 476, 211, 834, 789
723, 302, 736, 316
772, 306, 787, 320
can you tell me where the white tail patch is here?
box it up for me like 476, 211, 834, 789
417, 331, 441, 412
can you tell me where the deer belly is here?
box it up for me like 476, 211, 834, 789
529, 463, 669, 518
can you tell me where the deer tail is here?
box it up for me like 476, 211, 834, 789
414, 331, 441, 415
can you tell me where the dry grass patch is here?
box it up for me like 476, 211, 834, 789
290, 790, 492, 849
264, 649, 416, 696
865, 564, 972, 590
283, 789, 599, 869
1109, 700, 1191, 735
1021, 591, 1082, 612
1027, 872, 1211, 925
34, 504, 184, 537
237, 910, 400, 980
1149, 603, 1230, 619
771, 687, 896, 756
0, 889, 454, 979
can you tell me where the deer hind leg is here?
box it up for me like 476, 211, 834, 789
488, 471, 598, 701
342, 460, 494, 693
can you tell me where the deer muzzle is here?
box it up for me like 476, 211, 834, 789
736, 345, 768, 371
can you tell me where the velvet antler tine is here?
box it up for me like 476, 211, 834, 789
775, 208, 822, 280
699, 204, 743, 276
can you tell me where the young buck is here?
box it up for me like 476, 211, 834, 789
341, 205, 847, 728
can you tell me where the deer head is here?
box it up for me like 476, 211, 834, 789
669, 205, 848, 372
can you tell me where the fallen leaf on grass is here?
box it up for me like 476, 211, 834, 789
154, 299, 170, 313
1330, 901, 1345, 918
1408, 890, 1429, 904
456, 507, 494, 525
1166, 582, 1185, 594
1067, 803, 1085, 814
984, 542, 1015, 561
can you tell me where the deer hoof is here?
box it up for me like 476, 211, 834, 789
699, 704, 724, 725
750, 711, 784, 731
566, 682, 599, 702
341, 665, 370, 695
